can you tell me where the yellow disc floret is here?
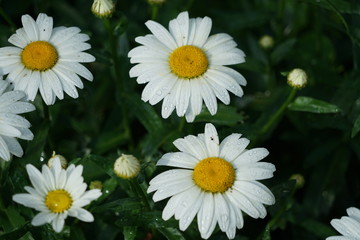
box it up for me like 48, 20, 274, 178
21, 41, 58, 71
45, 190, 72, 213
169, 45, 208, 79
193, 157, 235, 193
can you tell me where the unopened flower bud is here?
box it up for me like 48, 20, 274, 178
90, 180, 103, 190
47, 151, 67, 169
287, 68, 307, 89
290, 174, 305, 189
114, 154, 141, 179
259, 35, 274, 49
92, 0, 115, 18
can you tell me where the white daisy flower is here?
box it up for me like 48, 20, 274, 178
0, 13, 95, 105
148, 123, 275, 239
128, 11, 246, 122
12, 158, 102, 233
0, 79, 35, 161
326, 207, 360, 240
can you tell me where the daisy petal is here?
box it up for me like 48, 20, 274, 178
199, 77, 218, 115
169, 11, 189, 46
69, 208, 94, 222
52, 215, 65, 233
32, 212, 53, 226
204, 123, 219, 157
179, 190, 204, 231
192, 16, 212, 47
233, 148, 270, 166
197, 194, 215, 236
145, 20, 177, 49
157, 152, 198, 168
220, 134, 249, 161
21, 15, 39, 41
36, 13, 53, 41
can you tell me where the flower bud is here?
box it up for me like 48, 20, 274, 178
92, 0, 115, 18
290, 174, 305, 189
90, 180, 103, 190
287, 68, 307, 89
47, 151, 67, 169
259, 35, 274, 49
114, 154, 141, 179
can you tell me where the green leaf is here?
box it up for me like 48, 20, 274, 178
288, 97, 341, 113
92, 198, 142, 213
268, 180, 296, 222
140, 128, 182, 156
299, 219, 337, 238
123, 93, 164, 134
195, 105, 245, 126
123, 226, 137, 240
5, 206, 25, 228
93, 126, 129, 154
21, 120, 50, 165
270, 39, 296, 64
351, 113, 360, 138
0, 223, 31, 240
69, 226, 86, 240
261, 225, 271, 240
158, 227, 186, 240
18, 232, 35, 240
302, 0, 360, 14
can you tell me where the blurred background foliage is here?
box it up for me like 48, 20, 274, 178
0, 0, 360, 239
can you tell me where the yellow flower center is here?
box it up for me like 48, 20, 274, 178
193, 157, 235, 193
169, 45, 208, 79
21, 41, 58, 71
45, 190, 72, 213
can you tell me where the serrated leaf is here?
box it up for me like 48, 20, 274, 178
351, 113, 360, 138
288, 97, 341, 113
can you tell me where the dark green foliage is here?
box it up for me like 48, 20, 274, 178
0, 0, 360, 239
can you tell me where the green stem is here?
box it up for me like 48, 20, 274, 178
259, 88, 297, 135
178, 118, 186, 132
0, 160, 10, 187
103, 19, 123, 92
257, 186, 296, 240
151, 5, 159, 20
43, 103, 55, 151
129, 178, 151, 211
103, 19, 131, 146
